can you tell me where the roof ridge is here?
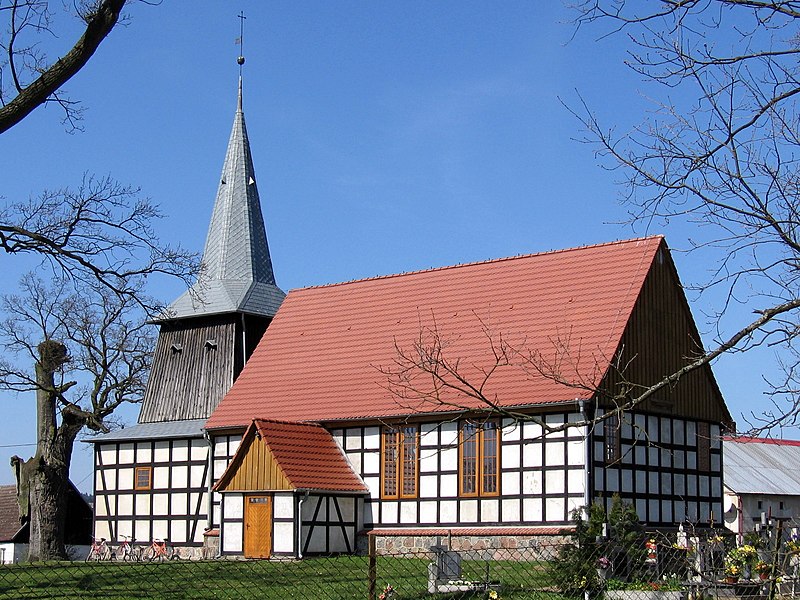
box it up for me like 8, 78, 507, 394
292, 235, 664, 293
254, 417, 322, 428
724, 435, 800, 446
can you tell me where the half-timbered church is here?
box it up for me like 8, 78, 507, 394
90, 75, 734, 561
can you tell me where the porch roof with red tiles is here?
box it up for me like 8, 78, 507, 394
206, 236, 664, 429
254, 419, 368, 492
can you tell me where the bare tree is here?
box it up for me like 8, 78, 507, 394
564, 1, 800, 431
0, 0, 127, 134
1, 273, 153, 560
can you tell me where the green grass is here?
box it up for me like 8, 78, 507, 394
0, 556, 577, 600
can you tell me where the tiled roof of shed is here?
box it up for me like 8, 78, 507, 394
87, 419, 206, 443
724, 436, 800, 496
206, 236, 663, 429
163, 79, 284, 320
0, 485, 24, 542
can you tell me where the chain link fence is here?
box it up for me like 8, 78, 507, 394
2, 524, 800, 598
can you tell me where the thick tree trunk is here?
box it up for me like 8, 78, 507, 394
13, 341, 81, 562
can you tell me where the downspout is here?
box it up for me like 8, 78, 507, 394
579, 400, 591, 510
204, 429, 222, 558
297, 490, 310, 559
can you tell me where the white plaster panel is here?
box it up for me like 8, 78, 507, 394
710, 424, 721, 448
99, 445, 116, 467
420, 475, 438, 498
502, 472, 520, 495
226, 494, 244, 519
338, 497, 355, 521
331, 429, 343, 445
522, 471, 542, 495
674, 450, 685, 469
118, 494, 133, 516
213, 505, 221, 527
213, 438, 228, 457
700, 476, 710, 497
193, 525, 205, 543
594, 441, 604, 460
382, 501, 398, 524
648, 446, 659, 466
606, 471, 619, 493
481, 499, 499, 522
622, 418, 632, 439
566, 496, 583, 517
687, 475, 698, 496
420, 501, 437, 524
133, 519, 151, 542
460, 500, 478, 523
545, 414, 565, 438
545, 497, 565, 522
661, 473, 672, 495
135, 494, 150, 516
118, 468, 133, 491
345, 429, 362, 450
502, 499, 520, 522
331, 526, 348, 553
136, 442, 152, 462
347, 452, 362, 474
420, 423, 438, 446
190, 464, 206, 489
153, 494, 169, 516
568, 469, 585, 495
171, 520, 187, 544
190, 493, 207, 516
228, 437, 241, 456
190, 439, 208, 461
440, 422, 458, 446
502, 420, 521, 441
661, 419, 672, 444
154, 441, 170, 463
214, 460, 229, 479
635, 471, 647, 494
635, 498, 647, 521
118, 443, 135, 464
523, 497, 543, 522
96, 498, 107, 517
634, 445, 646, 465
363, 427, 380, 449
687, 451, 697, 470
712, 477, 721, 497
153, 466, 169, 489
420, 449, 438, 473
440, 474, 458, 497
673, 419, 685, 445
117, 520, 132, 539
621, 469, 633, 493
152, 520, 168, 540
711, 454, 721, 472
660, 448, 672, 468
273, 494, 294, 520
648, 471, 658, 494
172, 466, 188, 489
307, 497, 327, 520
594, 467, 605, 491
101, 469, 117, 491
622, 444, 633, 465
647, 416, 659, 441
222, 523, 243, 552
545, 470, 565, 495
95, 521, 111, 540
440, 501, 457, 522
661, 500, 673, 524
686, 421, 697, 446
524, 420, 543, 441
171, 440, 189, 462
362, 452, 379, 475
273, 522, 294, 553
364, 476, 380, 499
307, 527, 327, 553
523, 443, 543, 468
400, 502, 417, 524
502, 445, 520, 469
649, 499, 660, 522
674, 474, 685, 496
440, 448, 457, 471
171, 492, 188, 515
566, 440, 584, 466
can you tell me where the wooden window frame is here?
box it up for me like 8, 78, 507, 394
459, 420, 500, 498
380, 425, 419, 499
134, 466, 152, 491
604, 417, 621, 464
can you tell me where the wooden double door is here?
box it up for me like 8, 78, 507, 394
244, 495, 272, 558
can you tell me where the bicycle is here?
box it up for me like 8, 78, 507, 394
143, 538, 178, 561
85, 537, 112, 561
113, 535, 140, 561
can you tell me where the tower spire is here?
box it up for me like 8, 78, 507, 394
237, 11, 246, 112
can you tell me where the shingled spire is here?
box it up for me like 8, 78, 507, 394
165, 77, 285, 319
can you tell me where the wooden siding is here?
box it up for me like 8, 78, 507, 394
139, 315, 238, 422
600, 243, 732, 425
216, 434, 292, 492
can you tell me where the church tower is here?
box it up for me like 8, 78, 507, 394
138, 77, 284, 424
90, 72, 283, 553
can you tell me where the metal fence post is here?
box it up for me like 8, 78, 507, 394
368, 534, 376, 600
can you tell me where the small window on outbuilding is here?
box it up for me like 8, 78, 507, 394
135, 466, 152, 491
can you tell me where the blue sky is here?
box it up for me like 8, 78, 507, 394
0, 2, 784, 491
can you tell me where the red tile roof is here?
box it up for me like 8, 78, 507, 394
223, 419, 368, 492
0, 485, 24, 542
723, 436, 800, 447
207, 237, 664, 429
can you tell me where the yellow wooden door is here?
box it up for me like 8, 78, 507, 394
244, 495, 272, 558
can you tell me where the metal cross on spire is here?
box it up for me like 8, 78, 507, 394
236, 11, 246, 75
